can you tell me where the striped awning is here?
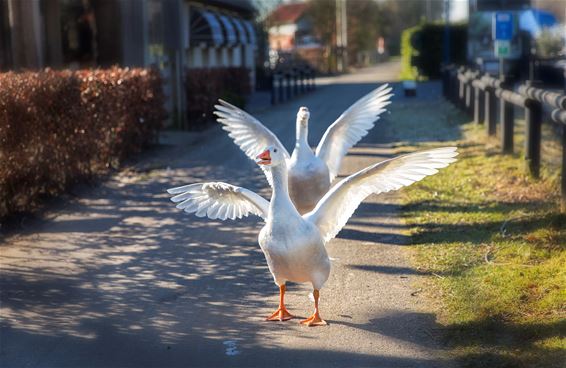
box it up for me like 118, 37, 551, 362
217, 14, 238, 46
190, 8, 256, 47
190, 9, 224, 46
231, 17, 248, 44
243, 20, 256, 45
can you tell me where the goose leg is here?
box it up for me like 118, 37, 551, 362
300, 289, 327, 326
266, 284, 294, 321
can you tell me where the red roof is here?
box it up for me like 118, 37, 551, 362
267, 2, 308, 25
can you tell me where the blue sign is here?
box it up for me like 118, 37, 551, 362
493, 12, 514, 41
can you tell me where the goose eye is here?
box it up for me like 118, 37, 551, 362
274, 148, 278, 153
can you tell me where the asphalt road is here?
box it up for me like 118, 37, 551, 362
0, 61, 453, 368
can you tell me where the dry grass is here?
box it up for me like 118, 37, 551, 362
392, 96, 566, 368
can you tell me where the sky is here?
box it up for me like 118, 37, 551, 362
254, 0, 470, 22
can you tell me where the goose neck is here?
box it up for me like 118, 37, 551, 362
296, 121, 309, 148
269, 164, 296, 214
270, 164, 289, 198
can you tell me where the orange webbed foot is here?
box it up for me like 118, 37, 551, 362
266, 306, 294, 321
299, 312, 327, 327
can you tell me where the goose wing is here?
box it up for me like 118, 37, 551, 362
214, 99, 290, 187
315, 84, 393, 181
304, 147, 458, 242
167, 182, 269, 221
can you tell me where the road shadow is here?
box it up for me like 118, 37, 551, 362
337, 228, 410, 245
0, 76, 471, 367
333, 311, 448, 350
444, 317, 566, 368
404, 203, 565, 247
347, 264, 430, 276
333, 310, 565, 368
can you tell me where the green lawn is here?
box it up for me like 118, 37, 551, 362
392, 97, 566, 367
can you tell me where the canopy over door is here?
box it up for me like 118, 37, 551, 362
190, 9, 224, 47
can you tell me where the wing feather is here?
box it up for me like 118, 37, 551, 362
214, 99, 290, 187
304, 147, 458, 243
315, 84, 393, 181
167, 182, 269, 221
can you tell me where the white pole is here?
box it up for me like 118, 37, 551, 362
341, 0, 347, 68
336, 0, 342, 72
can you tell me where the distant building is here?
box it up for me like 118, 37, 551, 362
265, 2, 324, 70
266, 2, 311, 52
0, 0, 257, 127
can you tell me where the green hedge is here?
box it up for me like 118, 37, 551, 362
400, 23, 467, 80
0, 67, 166, 220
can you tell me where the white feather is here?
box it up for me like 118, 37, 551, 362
167, 182, 269, 221
304, 147, 459, 242
166, 147, 457, 309
214, 99, 289, 187
315, 84, 393, 181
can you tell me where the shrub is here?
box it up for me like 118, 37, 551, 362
185, 67, 251, 130
535, 29, 564, 58
400, 25, 421, 80
400, 23, 468, 80
0, 67, 166, 220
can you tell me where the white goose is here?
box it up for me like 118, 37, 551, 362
214, 84, 393, 214
167, 146, 458, 326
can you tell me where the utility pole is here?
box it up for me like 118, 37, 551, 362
336, 0, 342, 72
443, 0, 450, 65
335, 0, 347, 72
341, 0, 347, 70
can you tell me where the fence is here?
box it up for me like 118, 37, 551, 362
270, 66, 316, 105
442, 65, 566, 211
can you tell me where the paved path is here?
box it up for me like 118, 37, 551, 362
0, 61, 453, 368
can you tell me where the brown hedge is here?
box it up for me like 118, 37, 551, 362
0, 67, 166, 219
185, 67, 251, 129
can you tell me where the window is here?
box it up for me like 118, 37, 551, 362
60, 0, 97, 67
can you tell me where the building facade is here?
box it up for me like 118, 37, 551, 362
266, 2, 314, 52
0, 0, 257, 127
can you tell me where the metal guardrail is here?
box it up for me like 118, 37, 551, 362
442, 65, 566, 211
271, 66, 316, 105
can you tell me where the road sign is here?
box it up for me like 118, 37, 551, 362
493, 12, 514, 41
494, 40, 511, 58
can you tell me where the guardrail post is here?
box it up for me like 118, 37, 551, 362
449, 69, 457, 103
562, 124, 566, 211
288, 72, 295, 99
292, 70, 298, 97
458, 76, 465, 109
550, 110, 566, 212
485, 87, 497, 136
447, 67, 454, 99
281, 73, 288, 102
453, 71, 459, 104
465, 80, 473, 114
271, 73, 280, 105
442, 67, 449, 98
311, 68, 316, 90
474, 85, 484, 124
501, 99, 514, 153
525, 99, 542, 178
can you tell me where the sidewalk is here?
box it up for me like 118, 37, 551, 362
0, 61, 456, 368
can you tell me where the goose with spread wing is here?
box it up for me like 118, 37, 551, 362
214, 84, 393, 214
167, 146, 458, 326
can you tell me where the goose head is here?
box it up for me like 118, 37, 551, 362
297, 107, 310, 128
256, 146, 285, 167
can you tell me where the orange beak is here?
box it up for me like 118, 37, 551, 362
256, 149, 271, 165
